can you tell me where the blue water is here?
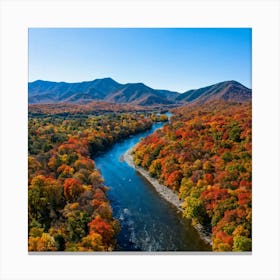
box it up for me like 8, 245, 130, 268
94, 120, 211, 251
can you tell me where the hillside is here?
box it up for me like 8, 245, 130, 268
28, 78, 251, 107
28, 78, 177, 106
28, 113, 154, 251
28, 101, 145, 116
176, 81, 251, 104
133, 100, 252, 251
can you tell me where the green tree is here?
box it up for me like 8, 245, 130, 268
233, 235, 252, 251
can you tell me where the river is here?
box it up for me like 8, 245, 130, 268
94, 118, 211, 251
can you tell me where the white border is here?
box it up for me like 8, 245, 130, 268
0, 0, 279, 280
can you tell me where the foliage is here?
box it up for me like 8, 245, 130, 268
133, 101, 252, 251
28, 112, 155, 251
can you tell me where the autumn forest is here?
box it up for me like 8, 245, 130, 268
28, 78, 252, 252
28, 112, 160, 251
133, 101, 252, 251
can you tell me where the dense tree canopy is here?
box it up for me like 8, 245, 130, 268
133, 101, 252, 251
28, 112, 158, 251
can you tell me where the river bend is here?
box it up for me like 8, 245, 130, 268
94, 121, 211, 251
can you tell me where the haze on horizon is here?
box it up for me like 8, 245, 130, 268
28, 28, 252, 92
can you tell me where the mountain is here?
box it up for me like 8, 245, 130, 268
105, 83, 173, 105
28, 78, 178, 106
28, 78, 251, 106
176, 80, 251, 104
28, 78, 123, 104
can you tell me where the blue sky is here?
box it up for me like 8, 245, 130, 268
28, 28, 251, 92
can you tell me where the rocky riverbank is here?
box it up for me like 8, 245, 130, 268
123, 146, 212, 247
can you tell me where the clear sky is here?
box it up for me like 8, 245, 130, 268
28, 28, 251, 92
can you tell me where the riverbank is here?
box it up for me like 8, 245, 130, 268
123, 146, 184, 211
123, 145, 212, 247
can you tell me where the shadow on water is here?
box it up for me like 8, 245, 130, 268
94, 121, 211, 252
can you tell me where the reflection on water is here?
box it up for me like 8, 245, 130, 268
94, 121, 211, 251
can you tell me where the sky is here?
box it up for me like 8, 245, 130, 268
28, 28, 252, 92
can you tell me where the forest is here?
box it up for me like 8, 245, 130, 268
28, 102, 172, 117
28, 112, 163, 251
28, 99, 251, 252
133, 101, 252, 251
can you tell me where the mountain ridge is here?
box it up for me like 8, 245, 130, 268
28, 78, 252, 106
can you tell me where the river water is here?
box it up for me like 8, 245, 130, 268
94, 119, 211, 251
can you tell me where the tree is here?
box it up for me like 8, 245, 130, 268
183, 196, 207, 225
88, 216, 115, 245
233, 235, 252, 251
28, 175, 63, 229
57, 164, 74, 178
63, 204, 91, 242
28, 233, 56, 251
63, 178, 84, 202
148, 159, 162, 178
132, 101, 252, 251
78, 233, 104, 251
165, 170, 183, 191
179, 178, 194, 200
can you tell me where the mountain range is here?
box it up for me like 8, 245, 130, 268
28, 78, 251, 106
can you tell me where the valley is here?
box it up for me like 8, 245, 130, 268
28, 78, 252, 252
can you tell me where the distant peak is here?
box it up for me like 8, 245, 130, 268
194, 80, 250, 90
223, 80, 240, 85
222, 80, 251, 90
29, 80, 56, 84
94, 77, 116, 82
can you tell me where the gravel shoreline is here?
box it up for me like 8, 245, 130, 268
123, 145, 212, 246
